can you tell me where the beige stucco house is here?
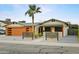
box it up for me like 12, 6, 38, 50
35, 19, 69, 37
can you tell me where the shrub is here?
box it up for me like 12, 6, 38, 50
68, 29, 78, 35
77, 29, 79, 39
35, 32, 43, 38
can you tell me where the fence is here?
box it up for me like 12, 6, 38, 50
22, 32, 33, 39
44, 32, 59, 41
22, 32, 62, 41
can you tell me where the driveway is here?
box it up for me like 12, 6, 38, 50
58, 36, 78, 43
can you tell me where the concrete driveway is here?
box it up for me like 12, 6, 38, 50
58, 36, 78, 43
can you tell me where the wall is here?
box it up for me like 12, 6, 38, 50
51, 27, 55, 32
63, 24, 69, 36
58, 32, 63, 39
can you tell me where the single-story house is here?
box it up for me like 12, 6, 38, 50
5, 23, 39, 36
35, 19, 69, 37
0, 22, 6, 30
0, 19, 13, 34
6, 24, 34, 36
68, 24, 79, 35
0, 18, 13, 30
0, 21, 7, 34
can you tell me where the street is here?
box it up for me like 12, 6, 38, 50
0, 35, 78, 54
0, 42, 79, 54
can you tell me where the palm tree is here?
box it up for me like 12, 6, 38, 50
25, 4, 41, 40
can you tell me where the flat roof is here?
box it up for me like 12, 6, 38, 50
6, 24, 24, 27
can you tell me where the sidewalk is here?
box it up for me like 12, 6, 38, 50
0, 35, 79, 47
0, 38, 79, 47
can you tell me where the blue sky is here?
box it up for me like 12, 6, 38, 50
0, 4, 79, 24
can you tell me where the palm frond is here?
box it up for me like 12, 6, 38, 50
37, 7, 40, 11
25, 11, 28, 15
25, 4, 41, 17
29, 4, 36, 10
25, 9, 33, 17
37, 11, 42, 13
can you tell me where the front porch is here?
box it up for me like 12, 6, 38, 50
38, 25, 64, 37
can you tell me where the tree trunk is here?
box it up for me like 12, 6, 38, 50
32, 14, 35, 40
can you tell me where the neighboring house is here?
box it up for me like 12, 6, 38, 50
0, 19, 16, 35
69, 24, 78, 29
18, 21, 26, 23
0, 22, 7, 34
0, 22, 6, 30
0, 19, 12, 30
17, 20, 26, 25
6, 23, 39, 36
68, 24, 79, 35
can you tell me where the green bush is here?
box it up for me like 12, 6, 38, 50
76, 29, 79, 42
68, 29, 78, 35
77, 29, 79, 39
35, 32, 43, 38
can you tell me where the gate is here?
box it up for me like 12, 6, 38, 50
22, 32, 33, 39
44, 32, 59, 41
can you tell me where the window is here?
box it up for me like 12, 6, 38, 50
26, 27, 30, 32
55, 26, 62, 32
8, 28, 12, 29
26, 27, 29, 29
45, 27, 51, 32
7, 28, 12, 31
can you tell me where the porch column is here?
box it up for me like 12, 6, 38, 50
51, 26, 55, 32
43, 26, 45, 36
43, 26, 46, 40
62, 25, 64, 37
